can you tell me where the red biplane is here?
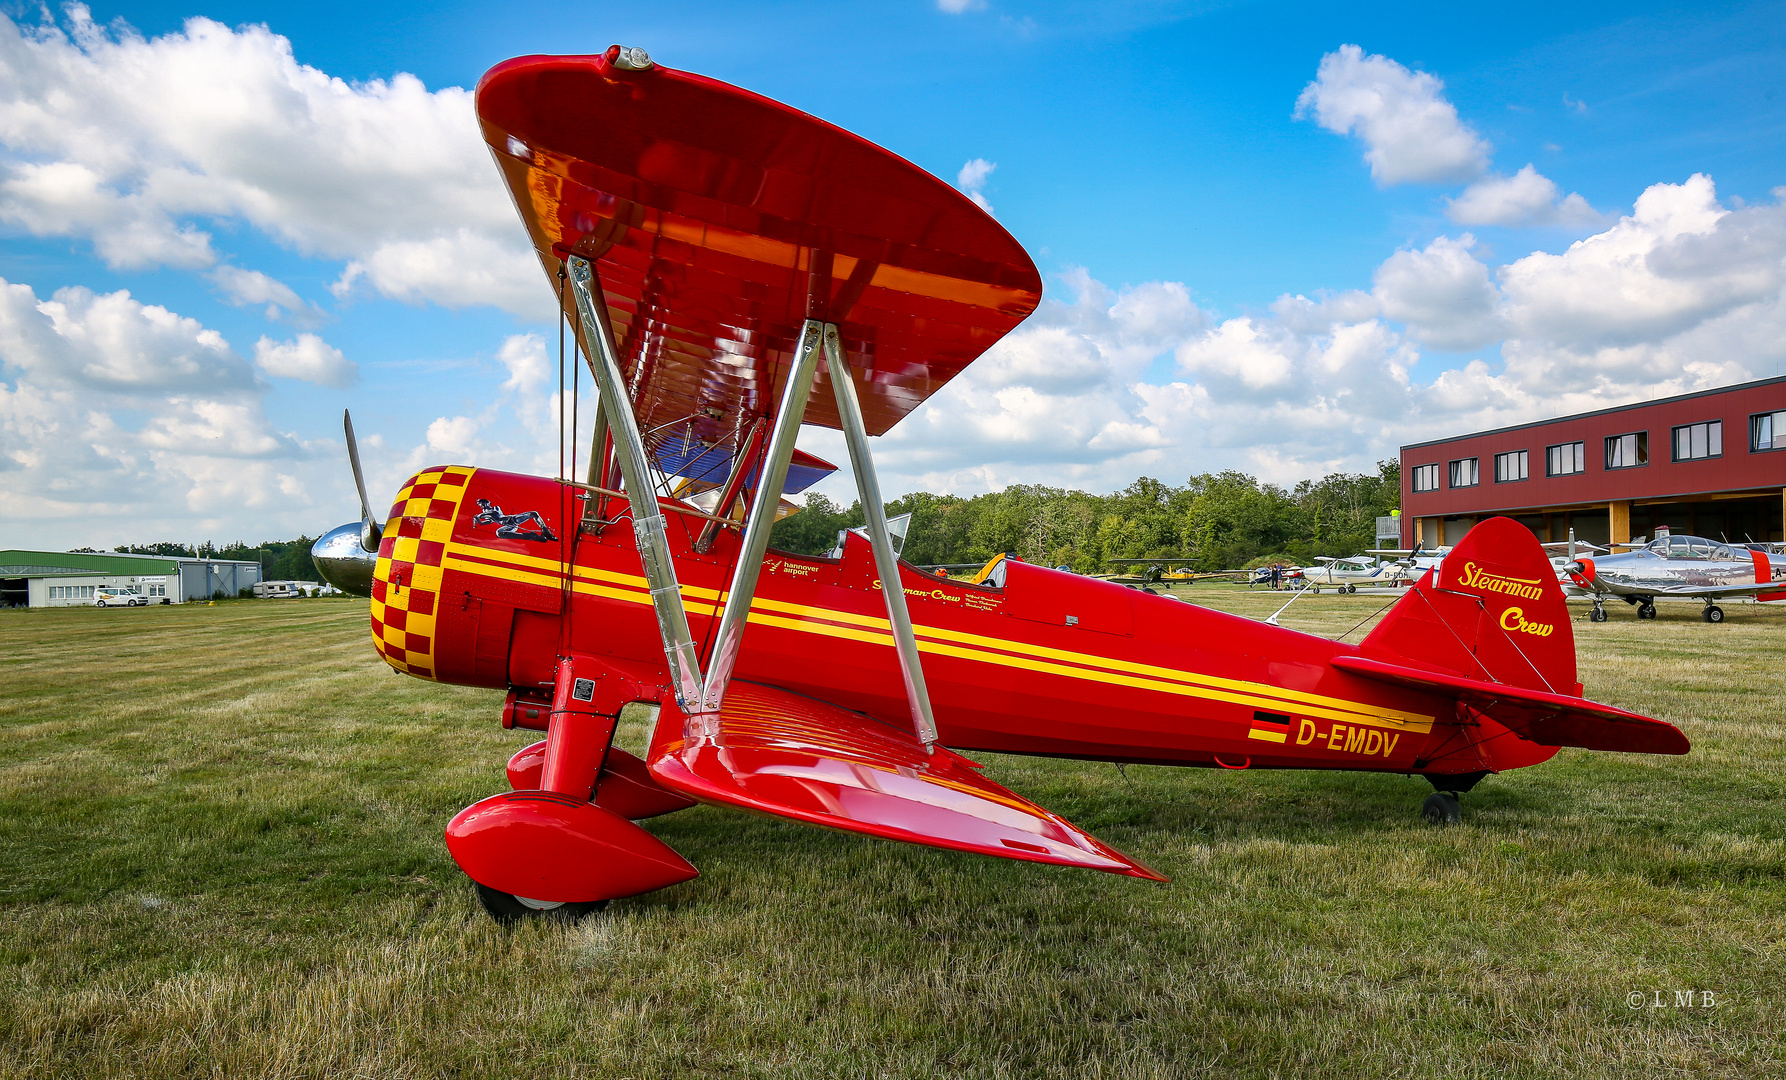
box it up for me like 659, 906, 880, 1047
311, 46, 1689, 922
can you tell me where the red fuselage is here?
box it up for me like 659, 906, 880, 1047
369, 466, 1551, 780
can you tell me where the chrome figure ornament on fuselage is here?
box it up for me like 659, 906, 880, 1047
470, 499, 559, 543
1566, 535, 1786, 623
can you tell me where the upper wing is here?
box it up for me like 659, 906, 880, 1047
646, 680, 1165, 881
476, 50, 1043, 457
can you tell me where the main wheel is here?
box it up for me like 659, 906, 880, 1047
1589, 607, 1608, 623
1703, 605, 1725, 624
1421, 792, 1461, 826
1638, 603, 1656, 620
473, 882, 609, 925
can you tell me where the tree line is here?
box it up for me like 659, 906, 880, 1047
70, 538, 322, 581
72, 461, 1398, 580
769, 462, 1401, 573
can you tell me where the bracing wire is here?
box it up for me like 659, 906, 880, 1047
557, 264, 571, 654
571, 301, 580, 507
1334, 596, 1400, 643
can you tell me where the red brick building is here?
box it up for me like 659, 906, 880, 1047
1400, 376, 1786, 549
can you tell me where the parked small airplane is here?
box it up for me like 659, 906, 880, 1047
1368, 544, 1448, 576
1296, 556, 1413, 593
1103, 559, 1252, 588
1566, 535, 1786, 622
312, 47, 1688, 921
1246, 565, 1302, 588
1372, 539, 1609, 593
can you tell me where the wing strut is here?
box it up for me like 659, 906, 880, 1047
693, 415, 765, 554
567, 256, 706, 710
561, 274, 939, 749
822, 323, 939, 749
580, 392, 610, 528
698, 321, 825, 721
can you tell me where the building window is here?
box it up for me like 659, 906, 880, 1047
1546, 441, 1585, 476
1448, 458, 1479, 488
1672, 420, 1722, 462
1494, 450, 1528, 482
1411, 463, 1440, 492
1605, 431, 1648, 469
1753, 411, 1786, 452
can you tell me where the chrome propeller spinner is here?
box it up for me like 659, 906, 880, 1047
310, 409, 380, 597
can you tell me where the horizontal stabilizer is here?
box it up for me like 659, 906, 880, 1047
1332, 655, 1688, 756
647, 681, 1165, 881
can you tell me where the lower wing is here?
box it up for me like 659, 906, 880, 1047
1597, 579, 1781, 600
645, 681, 1165, 881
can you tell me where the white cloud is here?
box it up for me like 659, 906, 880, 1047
803, 176, 1786, 504
1176, 317, 1300, 392
1372, 234, 1503, 351
208, 264, 326, 328
0, 7, 546, 318
0, 160, 215, 268
936, 0, 985, 12
1268, 290, 1380, 334
1497, 174, 1775, 353
497, 332, 550, 395
253, 333, 356, 388
330, 228, 545, 316
956, 158, 995, 214
0, 277, 585, 547
1448, 164, 1600, 227
0, 279, 252, 391
0, 276, 341, 539
1295, 44, 1491, 185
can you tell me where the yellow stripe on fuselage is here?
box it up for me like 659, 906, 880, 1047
441, 541, 1434, 734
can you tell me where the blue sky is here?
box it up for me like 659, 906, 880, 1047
3, 0, 1785, 547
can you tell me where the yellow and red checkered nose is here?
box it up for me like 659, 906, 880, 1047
371, 466, 477, 679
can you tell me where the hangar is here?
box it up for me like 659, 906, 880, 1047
0, 550, 263, 608
1401, 376, 1786, 549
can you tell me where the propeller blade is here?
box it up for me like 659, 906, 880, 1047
344, 409, 382, 553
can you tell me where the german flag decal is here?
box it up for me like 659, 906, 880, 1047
1247, 710, 1292, 744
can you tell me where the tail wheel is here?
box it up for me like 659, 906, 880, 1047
1703, 605, 1725, 624
1421, 792, 1461, 826
473, 882, 609, 925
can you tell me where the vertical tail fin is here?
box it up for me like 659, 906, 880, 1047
1360, 517, 1580, 697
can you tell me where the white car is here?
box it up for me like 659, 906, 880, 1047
95, 586, 149, 607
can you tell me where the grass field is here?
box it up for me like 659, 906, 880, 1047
1, 589, 1781, 1078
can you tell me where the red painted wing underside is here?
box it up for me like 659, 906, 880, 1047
476, 52, 1043, 445
647, 681, 1166, 881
